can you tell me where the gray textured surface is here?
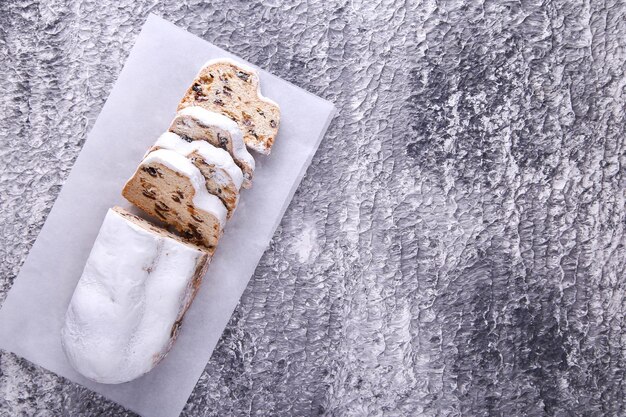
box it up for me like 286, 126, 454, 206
1, 0, 625, 416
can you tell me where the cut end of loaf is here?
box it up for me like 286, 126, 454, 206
110, 206, 212, 253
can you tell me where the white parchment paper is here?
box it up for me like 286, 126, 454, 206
0, 14, 336, 417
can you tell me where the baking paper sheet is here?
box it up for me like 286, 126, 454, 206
0, 14, 336, 417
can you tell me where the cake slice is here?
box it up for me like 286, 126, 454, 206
169, 106, 255, 188
61, 207, 210, 384
151, 132, 243, 217
177, 58, 281, 155
122, 149, 228, 251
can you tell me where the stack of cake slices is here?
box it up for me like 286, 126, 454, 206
61, 58, 280, 384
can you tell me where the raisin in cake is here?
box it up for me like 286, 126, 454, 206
61, 207, 210, 384
152, 132, 243, 217
169, 106, 255, 188
122, 149, 228, 251
177, 58, 280, 155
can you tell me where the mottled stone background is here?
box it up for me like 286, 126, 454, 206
1, 0, 625, 416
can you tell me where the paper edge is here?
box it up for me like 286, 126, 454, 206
0, 13, 337, 417
146, 13, 336, 112
166, 108, 337, 417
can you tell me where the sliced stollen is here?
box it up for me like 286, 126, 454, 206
61, 207, 210, 384
151, 132, 243, 218
169, 106, 255, 188
177, 58, 281, 155
122, 148, 228, 251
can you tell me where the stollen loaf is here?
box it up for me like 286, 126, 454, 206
61, 57, 282, 385
61, 207, 210, 384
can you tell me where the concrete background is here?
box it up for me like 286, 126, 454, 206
1, 0, 625, 415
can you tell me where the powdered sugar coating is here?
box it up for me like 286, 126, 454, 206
176, 107, 256, 175
61, 209, 207, 384
142, 149, 228, 227
154, 132, 244, 190
174, 106, 255, 176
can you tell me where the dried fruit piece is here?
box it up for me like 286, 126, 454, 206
155, 201, 170, 211
181, 135, 194, 143
190, 214, 204, 223
154, 208, 168, 220
143, 166, 158, 177
242, 113, 253, 127
142, 189, 156, 200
